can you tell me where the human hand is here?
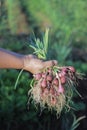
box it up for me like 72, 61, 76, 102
23, 55, 58, 74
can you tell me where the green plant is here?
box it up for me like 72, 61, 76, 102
28, 29, 84, 118
30, 28, 49, 60
6, 0, 29, 34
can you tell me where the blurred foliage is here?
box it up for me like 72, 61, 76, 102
24, 0, 87, 32
0, 0, 87, 130
6, 0, 30, 34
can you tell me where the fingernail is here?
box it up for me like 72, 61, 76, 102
53, 60, 58, 65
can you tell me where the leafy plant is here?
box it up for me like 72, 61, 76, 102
30, 28, 49, 60
28, 29, 84, 121
6, 0, 29, 34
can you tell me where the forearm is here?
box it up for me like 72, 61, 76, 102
0, 48, 57, 74
0, 48, 24, 69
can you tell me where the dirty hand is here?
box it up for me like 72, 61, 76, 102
23, 55, 58, 74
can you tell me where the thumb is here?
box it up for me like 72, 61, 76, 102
44, 60, 58, 67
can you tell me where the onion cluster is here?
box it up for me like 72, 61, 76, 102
28, 66, 81, 115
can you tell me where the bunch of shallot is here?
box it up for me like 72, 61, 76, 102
28, 29, 82, 115
28, 65, 82, 114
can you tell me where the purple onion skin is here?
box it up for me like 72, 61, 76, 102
68, 66, 76, 73
41, 80, 47, 88
58, 85, 64, 93
42, 73, 47, 78
34, 73, 42, 80
53, 78, 59, 86
47, 75, 52, 81
60, 76, 66, 84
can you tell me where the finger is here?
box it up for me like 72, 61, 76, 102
44, 60, 58, 67
52, 60, 58, 65
33, 55, 37, 58
27, 54, 37, 59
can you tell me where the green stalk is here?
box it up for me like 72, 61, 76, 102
30, 28, 49, 60
14, 69, 24, 89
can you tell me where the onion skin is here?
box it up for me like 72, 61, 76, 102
34, 73, 42, 80
62, 67, 67, 72
53, 78, 59, 86
41, 79, 47, 88
60, 76, 66, 84
42, 73, 47, 78
59, 73, 62, 77
47, 75, 53, 81
61, 71, 66, 76
58, 85, 64, 93
68, 66, 76, 73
